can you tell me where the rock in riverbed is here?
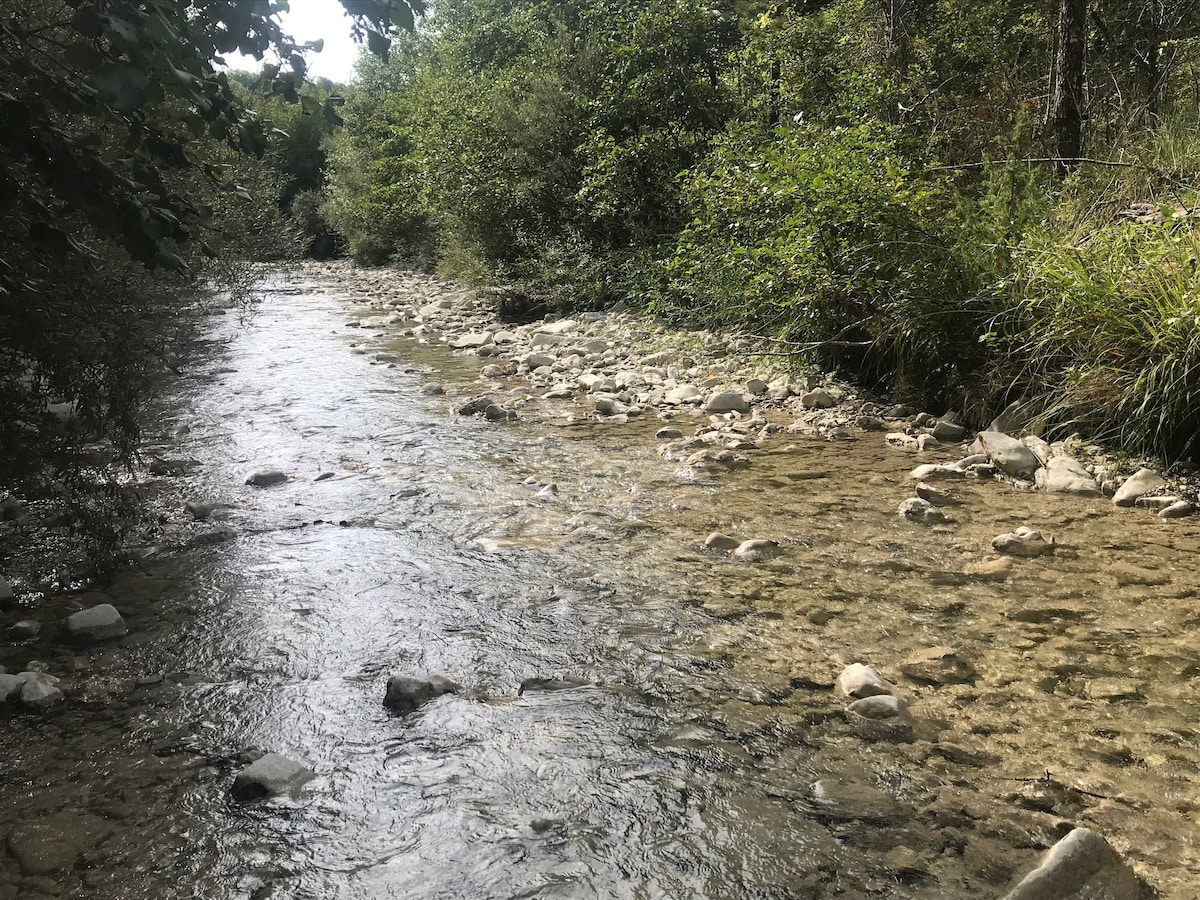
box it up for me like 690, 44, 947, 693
976, 431, 1041, 479
384, 673, 460, 712
18, 672, 64, 708
246, 469, 288, 487
65, 603, 127, 642
898, 497, 947, 524
231, 753, 314, 801
834, 663, 890, 700
1002, 827, 1143, 900
1035, 455, 1101, 496
992, 527, 1055, 557
6, 811, 112, 875
1112, 467, 1166, 507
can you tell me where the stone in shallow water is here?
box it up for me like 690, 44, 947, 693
810, 778, 906, 823
705, 390, 750, 414
65, 603, 127, 642
246, 469, 288, 487
733, 539, 779, 560
1160, 500, 1195, 519
964, 557, 1014, 581
1001, 827, 1143, 900
0, 673, 26, 702
384, 673, 460, 712
231, 753, 314, 801
833, 663, 889, 700
6, 812, 112, 875
898, 497, 947, 524
704, 532, 740, 551
899, 647, 976, 685
992, 527, 1055, 557
17, 672, 63, 708
1036, 455, 1101, 496
1112, 467, 1166, 507
977, 431, 1041, 479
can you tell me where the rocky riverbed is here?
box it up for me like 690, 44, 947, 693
1, 262, 1198, 898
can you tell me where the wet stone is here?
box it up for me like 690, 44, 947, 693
65, 604, 127, 643
231, 752, 314, 801
8, 620, 39, 641
810, 778, 906, 824
898, 497, 947, 524
915, 482, 959, 506
1159, 500, 1195, 519
1001, 827, 1143, 900
246, 469, 288, 487
833, 663, 889, 701
18, 672, 63, 708
992, 527, 1055, 557
705, 390, 749, 414
704, 532, 740, 552
384, 673, 460, 712
899, 647, 976, 685
656, 427, 684, 440
964, 557, 1014, 581
6, 812, 112, 876
0, 673, 25, 702
732, 539, 779, 560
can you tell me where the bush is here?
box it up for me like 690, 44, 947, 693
995, 217, 1200, 461
646, 122, 991, 400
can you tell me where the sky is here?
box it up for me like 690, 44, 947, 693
225, 0, 367, 84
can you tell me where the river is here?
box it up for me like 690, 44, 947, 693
1, 266, 1198, 899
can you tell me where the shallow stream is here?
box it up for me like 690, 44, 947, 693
2, 268, 1199, 899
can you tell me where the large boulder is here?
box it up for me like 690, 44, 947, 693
231, 753, 314, 801
977, 431, 1041, 479
65, 604, 127, 643
384, 673, 460, 712
1002, 828, 1144, 900
1036, 456, 1101, 496
1112, 468, 1166, 507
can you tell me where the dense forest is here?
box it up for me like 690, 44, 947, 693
2, 0, 1199, 561
313, 0, 1200, 463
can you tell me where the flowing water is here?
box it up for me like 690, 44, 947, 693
2, 268, 1199, 899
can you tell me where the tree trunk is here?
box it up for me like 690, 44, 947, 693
1050, 0, 1087, 176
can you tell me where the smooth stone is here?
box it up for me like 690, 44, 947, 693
1160, 500, 1195, 519
846, 694, 916, 741
18, 672, 63, 708
914, 482, 959, 506
231, 753, 314, 801
799, 388, 835, 409
705, 390, 750, 414
977, 431, 1041, 479
480, 364, 506, 378
384, 673, 460, 712
6, 812, 112, 876
898, 497, 947, 524
1112, 467, 1166, 507
833, 663, 889, 700
704, 532, 740, 551
899, 647, 976, 684
518, 675, 592, 694
65, 604, 127, 642
964, 557, 1014, 581
525, 353, 556, 369
1035, 456, 1101, 496
188, 525, 237, 547
0, 673, 26, 702
656, 427, 684, 440
593, 397, 626, 416
420, 383, 445, 395
9, 620, 39, 640
746, 378, 768, 396
246, 470, 288, 487
665, 384, 702, 404
449, 332, 493, 349
1134, 495, 1179, 510
1002, 827, 1142, 900
1022, 434, 1053, 464
992, 527, 1055, 557
733, 539, 779, 560
910, 464, 966, 481
846, 693, 911, 721
810, 779, 905, 823
535, 318, 577, 335
931, 419, 966, 442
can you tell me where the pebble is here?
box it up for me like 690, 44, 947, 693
1160, 500, 1195, 519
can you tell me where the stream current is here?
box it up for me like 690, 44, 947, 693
2, 267, 1199, 899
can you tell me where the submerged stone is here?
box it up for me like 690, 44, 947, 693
384, 673, 460, 712
231, 753, 314, 801
1002, 828, 1143, 900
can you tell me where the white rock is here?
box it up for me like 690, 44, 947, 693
977, 431, 1041, 479
65, 604, 127, 642
910, 464, 966, 481
1160, 500, 1195, 519
1035, 456, 1101, 496
449, 332, 493, 349
536, 319, 577, 335
834, 663, 890, 700
1002, 828, 1142, 900
898, 497, 947, 524
18, 672, 63, 708
231, 753, 314, 801
886, 433, 920, 451
665, 384, 703, 404
992, 527, 1055, 557
704, 532, 740, 551
705, 391, 750, 414
1112, 467, 1167, 507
